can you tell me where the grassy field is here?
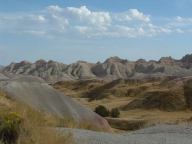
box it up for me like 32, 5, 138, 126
53, 78, 192, 130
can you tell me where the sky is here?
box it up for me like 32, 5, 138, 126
0, 0, 192, 65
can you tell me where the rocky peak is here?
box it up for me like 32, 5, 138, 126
181, 54, 192, 63
36, 59, 47, 64
20, 60, 31, 65
104, 56, 128, 63
48, 60, 56, 64
159, 57, 175, 65
76, 60, 89, 64
136, 59, 147, 64
47, 60, 65, 66
35, 59, 47, 67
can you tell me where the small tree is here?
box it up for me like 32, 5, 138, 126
94, 105, 109, 117
110, 108, 120, 118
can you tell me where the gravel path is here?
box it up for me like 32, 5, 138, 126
61, 124, 192, 144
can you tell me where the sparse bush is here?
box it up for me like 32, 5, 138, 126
0, 112, 22, 144
95, 106, 120, 118
94, 105, 109, 117
110, 108, 120, 118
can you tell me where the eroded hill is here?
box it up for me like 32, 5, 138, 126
3, 54, 192, 83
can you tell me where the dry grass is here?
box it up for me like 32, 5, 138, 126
106, 117, 147, 131
53, 80, 105, 98
53, 78, 192, 131
105, 109, 192, 131
121, 109, 192, 124
0, 90, 74, 144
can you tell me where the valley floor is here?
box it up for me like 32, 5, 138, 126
53, 78, 192, 131
74, 97, 192, 124
61, 124, 192, 144
73, 97, 192, 131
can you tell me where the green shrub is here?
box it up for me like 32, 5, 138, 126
184, 80, 192, 109
110, 108, 120, 118
94, 105, 109, 117
0, 112, 22, 144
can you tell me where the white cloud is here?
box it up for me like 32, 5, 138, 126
0, 5, 192, 38
166, 16, 192, 34
75, 26, 89, 34
46, 5, 63, 13
66, 6, 111, 28
37, 15, 46, 22
173, 16, 192, 25
115, 9, 150, 22
129, 9, 150, 22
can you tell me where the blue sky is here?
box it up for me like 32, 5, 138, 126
0, 0, 192, 65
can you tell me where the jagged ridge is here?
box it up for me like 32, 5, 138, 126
3, 54, 192, 83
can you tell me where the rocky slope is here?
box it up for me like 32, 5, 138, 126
61, 124, 192, 144
0, 72, 8, 80
3, 54, 192, 83
0, 74, 111, 131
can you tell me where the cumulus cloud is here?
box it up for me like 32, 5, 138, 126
66, 6, 111, 28
172, 16, 192, 26
0, 5, 191, 38
115, 9, 150, 23
47, 5, 63, 13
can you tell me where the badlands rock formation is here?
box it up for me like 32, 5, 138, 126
3, 54, 192, 83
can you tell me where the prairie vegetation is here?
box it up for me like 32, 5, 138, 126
54, 77, 192, 130
0, 90, 74, 144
